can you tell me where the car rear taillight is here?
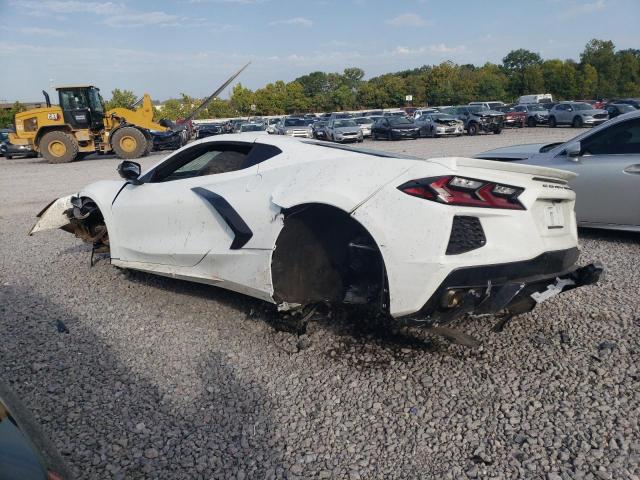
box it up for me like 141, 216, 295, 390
398, 175, 525, 210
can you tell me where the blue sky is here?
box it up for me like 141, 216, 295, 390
0, 0, 638, 102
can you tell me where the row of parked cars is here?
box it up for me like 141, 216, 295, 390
185, 96, 640, 147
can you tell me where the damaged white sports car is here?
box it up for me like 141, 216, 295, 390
31, 134, 601, 331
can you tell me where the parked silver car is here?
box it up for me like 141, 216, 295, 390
325, 119, 364, 143
414, 113, 464, 137
548, 102, 608, 128
353, 117, 374, 137
276, 117, 313, 138
476, 110, 640, 232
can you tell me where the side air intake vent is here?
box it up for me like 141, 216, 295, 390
446, 216, 486, 255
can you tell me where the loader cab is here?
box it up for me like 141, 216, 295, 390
56, 85, 105, 131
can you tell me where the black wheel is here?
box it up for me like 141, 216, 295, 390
386, 131, 392, 141
40, 130, 79, 164
527, 117, 536, 127
494, 128, 502, 135
549, 116, 557, 128
572, 116, 583, 128
467, 123, 478, 136
357, 138, 364, 143
372, 132, 377, 140
112, 127, 148, 159
5, 154, 12, 159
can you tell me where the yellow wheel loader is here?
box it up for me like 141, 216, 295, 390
8, 62, 250, 164
9, 85, 163, 163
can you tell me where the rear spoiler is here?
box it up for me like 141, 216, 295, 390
425, 157, 577, 181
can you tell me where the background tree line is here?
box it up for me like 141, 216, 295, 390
3, 38, 638, 128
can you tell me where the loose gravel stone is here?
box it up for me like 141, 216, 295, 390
1, 130, 638, 479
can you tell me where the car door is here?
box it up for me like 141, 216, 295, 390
550, 117, 640, 227
110, 141, 274, 267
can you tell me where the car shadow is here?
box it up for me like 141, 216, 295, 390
579, 227, 640, 243
0, 284, 281, 479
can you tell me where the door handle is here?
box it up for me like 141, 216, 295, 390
624, 164, 640, 174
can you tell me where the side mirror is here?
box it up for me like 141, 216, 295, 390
118, 161, 142, 184
564, 141, 581, 158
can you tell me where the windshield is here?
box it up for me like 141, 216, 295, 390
284, 118, 307, 127
616, 104, 636, 112
431, 114, 456, 121
529, 104, 547, 111
354, 118, 373, 124
573, 103, 593, 111
0, 132, 7, 142
241, 124, 264, 131
88, 88, 104, 112
468, 105, 489, 113
334, 120, 357, 127
389, 117, 412, 125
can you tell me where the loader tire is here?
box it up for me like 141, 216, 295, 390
40, 131, 79, 164
112, 127, 148, 159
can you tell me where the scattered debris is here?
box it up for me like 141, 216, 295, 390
56, 319, 69, 334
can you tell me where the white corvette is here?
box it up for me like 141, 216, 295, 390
31, 134, 601, 331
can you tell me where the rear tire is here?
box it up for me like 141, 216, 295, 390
467, 123, 479, 136
549, 116, 557, 128
386, 131, 392, 141
40, 130, 79, 164
112, 127, 147, 159
5, 155, 12, 160
494, 128, 502, 135
572, 116, 583, 128
527, 117, 537, 127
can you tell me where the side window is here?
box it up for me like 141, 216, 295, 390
515, 106, 525, 112
581, 118, 640, 155
151, 143, 253, 182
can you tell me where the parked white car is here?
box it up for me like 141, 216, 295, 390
517, 94, 553, 105
30, 135, 601, 334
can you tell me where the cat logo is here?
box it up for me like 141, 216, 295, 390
47, 113, 59, 120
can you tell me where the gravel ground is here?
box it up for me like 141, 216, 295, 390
1, 128, 639, 479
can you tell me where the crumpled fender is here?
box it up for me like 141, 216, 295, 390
28, 180, 125, 236
28, 195, 74, 235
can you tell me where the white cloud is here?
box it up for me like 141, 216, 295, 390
11, 0, 120, 15
394, 44, 468, 55
17, 27, 69, 37
560, 0, 606, 17
103, 11, 183, 27
268, 17, 313, 27
386, 13, 428, 28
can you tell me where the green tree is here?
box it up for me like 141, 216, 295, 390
475, 63, 508, 101
503, 49, 543, 96
105, 89, 138, 110
580, 39, 619, 98
229, 83, 255, 116
0, 101, 26, 129
616, 49, 640, 97
578, 64, 598, 98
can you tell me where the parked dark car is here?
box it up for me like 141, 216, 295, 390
605, 103, 637, 118
513, 103, 549, 127
442, 105, 504, 135
0, 381, 72, 479
151, 130, 184, 151
0, 129, 37, 159
371, 116, 419, 140
311, 120, 329, 139
196, 123, 224, 139
613, 98, 640, 109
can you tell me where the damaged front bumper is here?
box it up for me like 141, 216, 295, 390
405, 248, 603, 326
